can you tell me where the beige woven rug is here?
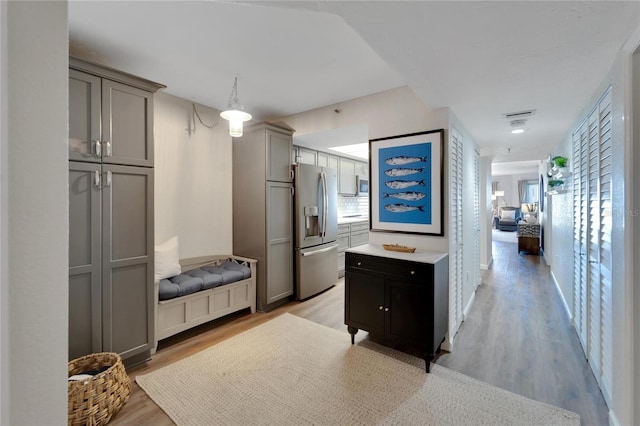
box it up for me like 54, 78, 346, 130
137, 313, 579, 425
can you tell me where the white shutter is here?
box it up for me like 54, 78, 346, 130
572, 124, 587, 353
473, 149, 480, 288
448, 129, 464, 339
597, 91, 613, 405
571, 87, 613, 408
587, 107, 601, 377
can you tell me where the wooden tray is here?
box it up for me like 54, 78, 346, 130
383, 244, 416, 253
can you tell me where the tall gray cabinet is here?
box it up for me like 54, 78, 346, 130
68, 58, 164, 366
233, 123, 294, 312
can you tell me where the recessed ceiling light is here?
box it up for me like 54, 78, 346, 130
511, 129, 525, 134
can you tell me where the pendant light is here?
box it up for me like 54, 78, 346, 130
220, 76, 252, 137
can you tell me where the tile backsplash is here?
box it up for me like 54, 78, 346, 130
338, 195, 369, 217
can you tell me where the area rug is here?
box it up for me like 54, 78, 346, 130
493, 228, 518, 243
136, 313, 579, 425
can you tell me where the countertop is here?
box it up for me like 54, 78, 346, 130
338, 216, 369, 225
346, 243, 448, 264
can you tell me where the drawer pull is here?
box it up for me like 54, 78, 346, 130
357, 261, 362, 266
379, 306, 383, 310
384, 307, 389, 312
410, 270, 415, 275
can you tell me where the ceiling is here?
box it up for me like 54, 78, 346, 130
68, 1, 640, 172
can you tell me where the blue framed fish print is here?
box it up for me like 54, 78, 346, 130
369, 129, 444, 236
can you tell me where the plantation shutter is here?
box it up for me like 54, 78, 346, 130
571, 87, 612, 407
449, 128, 464, 340
473, 149, 481, 289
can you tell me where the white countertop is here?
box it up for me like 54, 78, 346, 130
338, 216, 369, 225
346, 243, 448, 264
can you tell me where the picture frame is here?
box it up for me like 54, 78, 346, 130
369, 129, 444, 236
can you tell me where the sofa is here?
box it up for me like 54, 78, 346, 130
497, 207, 521, 232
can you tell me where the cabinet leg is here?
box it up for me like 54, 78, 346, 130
347, 326, 358, 345
425, 353, 435, 373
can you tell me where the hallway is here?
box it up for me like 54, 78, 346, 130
437, 241, 608, 425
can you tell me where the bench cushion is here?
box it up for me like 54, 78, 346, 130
158, 261, 252, 301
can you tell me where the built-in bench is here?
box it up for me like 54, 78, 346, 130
154, 255, 256, 351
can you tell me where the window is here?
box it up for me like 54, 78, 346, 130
523, 180, 539, 204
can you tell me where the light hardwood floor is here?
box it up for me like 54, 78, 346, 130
109, 241, 607, 425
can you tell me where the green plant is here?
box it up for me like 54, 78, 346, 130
552, 156, 568, 168
548, 179, 564, 188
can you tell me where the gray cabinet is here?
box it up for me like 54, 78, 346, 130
337, 220, 369, 277
317, 152, 339, 171
293, 146, 317, 165
233, 123, 294, 311
69, 162, 154, 362
339, 157, 357, 195
68, 58, 162, 365
69, 58, 160, 167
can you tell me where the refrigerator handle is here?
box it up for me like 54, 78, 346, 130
321, 171, 328, 238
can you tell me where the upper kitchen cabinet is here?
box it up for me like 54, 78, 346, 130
68, 57, 165, 167
293, 146, 317, 165
265, 126, 294, 183
339, 157, 357, 195
317, 152, 339, 171
356, 161, 368, 178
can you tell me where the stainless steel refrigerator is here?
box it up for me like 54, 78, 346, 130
294, 163, 338, 300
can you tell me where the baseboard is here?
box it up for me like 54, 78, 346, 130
550, 270, 572, 322
442, 334, 453, 352
463, 291, 476, 321
480, 256, 493, 270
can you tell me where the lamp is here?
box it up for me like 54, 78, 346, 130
521, 203, 537, 223
220, 76, 252, 137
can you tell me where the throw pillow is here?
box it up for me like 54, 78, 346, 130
155, 236, 181, 283
501, 210, 516, 220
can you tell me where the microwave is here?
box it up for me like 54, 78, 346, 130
356, 175, 369, 197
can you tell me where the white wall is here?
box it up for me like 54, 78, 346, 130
280, 86, 451, 252
154, 93, 233, 258
0, 1, 6, 422
4, 2, 68, 424
632, 35, 640, 426
493, 173, 538, 208
479, 157, 493, 270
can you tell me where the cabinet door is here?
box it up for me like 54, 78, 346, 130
69, 70, 101, 163
356, 161, 368, 177
339, 157, 357, 195
295, 147, 317, 165
386, 279, 430, 346
102, 80, 154, 167
68, 162, 102, 360
318, 152, 339, 172
266, 129, 293, 182
266, 182, 294, 303
101, 164, 154, 360
345, 272, 384, 334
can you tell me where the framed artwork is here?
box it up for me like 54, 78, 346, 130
369, 129, 444, 236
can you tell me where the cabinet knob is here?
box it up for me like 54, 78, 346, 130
357, 261, 362, 266
410, 270, 415, 275
379, 305, 383, 310
384, 307, 389, 312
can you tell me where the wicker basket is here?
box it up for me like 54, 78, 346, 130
68, 352, 131, 426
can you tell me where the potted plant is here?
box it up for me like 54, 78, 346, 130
552, 156, 568, 168
548, 179, 564, 190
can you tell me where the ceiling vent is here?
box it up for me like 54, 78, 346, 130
503, 110, 536, 120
